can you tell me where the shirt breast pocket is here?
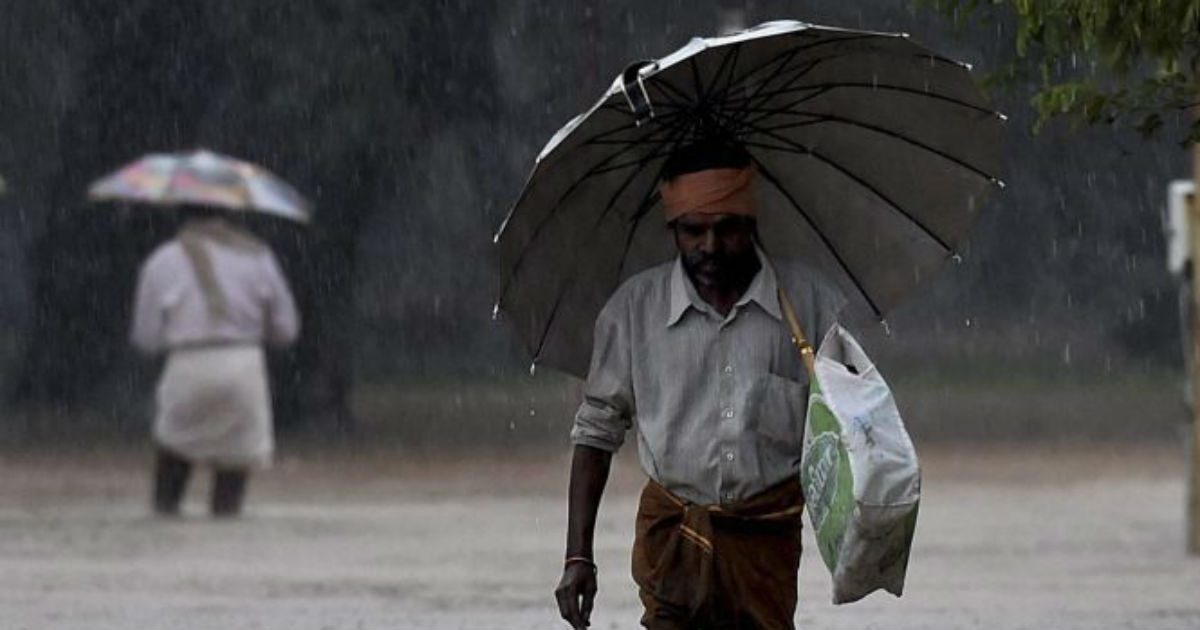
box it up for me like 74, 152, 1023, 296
749, 373, 808, 450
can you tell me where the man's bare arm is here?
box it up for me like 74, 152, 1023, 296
555, 444, 613, 629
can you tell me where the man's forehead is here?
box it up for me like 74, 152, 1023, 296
674, 212, 751, 227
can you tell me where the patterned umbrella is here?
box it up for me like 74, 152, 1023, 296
88, 149, 311, 223
494, 20, 1005, 378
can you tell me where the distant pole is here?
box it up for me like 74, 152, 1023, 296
1190, 115, 1200, 555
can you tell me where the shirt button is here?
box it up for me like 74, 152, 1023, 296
724, 452, 735, 462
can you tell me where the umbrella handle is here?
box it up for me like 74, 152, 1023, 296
778, 287, 816, 377
620, 60, 658, 126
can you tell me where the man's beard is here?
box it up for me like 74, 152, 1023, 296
682, 249, 759, 291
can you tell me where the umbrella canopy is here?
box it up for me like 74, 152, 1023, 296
494, 20, 1004, 378
88, 149, 311, 223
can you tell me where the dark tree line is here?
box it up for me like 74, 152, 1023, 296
0, 0, 510, 428
0, 0, 1188, 434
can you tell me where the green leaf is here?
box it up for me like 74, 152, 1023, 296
1137, 112, 1164, 137
920, 0, 1200, 144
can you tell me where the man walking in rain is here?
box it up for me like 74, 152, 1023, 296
131, 206, 299, 517
555, 140, 842, 629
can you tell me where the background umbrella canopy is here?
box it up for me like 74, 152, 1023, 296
494, 20, 1004, 378
87, 149, 312, 223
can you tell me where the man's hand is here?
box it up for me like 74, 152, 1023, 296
558, 445, 612, 629
555, 561, 598, 629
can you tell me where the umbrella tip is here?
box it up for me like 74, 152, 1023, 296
961, 61, 974, 71
493, 211, 515, 243
992, 178, 1007, 190
529, 362, 538, 376
951, 252, 963, 264
996, 111, 1009, 122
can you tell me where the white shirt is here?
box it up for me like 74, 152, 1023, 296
571, 250, 843, 504
131, 230, 299, 354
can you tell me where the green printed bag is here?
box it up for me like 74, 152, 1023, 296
780, 291, 920, 605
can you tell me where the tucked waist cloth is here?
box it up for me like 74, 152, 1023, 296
633, 477, 805, 630
154, 344, 272, 468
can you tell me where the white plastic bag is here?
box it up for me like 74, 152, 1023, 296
801, 324, 921, 604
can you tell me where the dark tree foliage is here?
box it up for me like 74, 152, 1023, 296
921, 0, 1200, 143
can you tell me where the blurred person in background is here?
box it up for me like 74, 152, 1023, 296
131, 206, 299, 518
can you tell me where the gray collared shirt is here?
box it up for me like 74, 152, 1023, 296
571, 250, 844, 505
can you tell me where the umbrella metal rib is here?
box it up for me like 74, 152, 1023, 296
707, 34, 889, 106
754, 112, 1001, 184
709, 43, 743, 122
700, 105, 975, 251
750, 155, 885, 317
718, 107, 990, 253
741, 136, 955, 253
527, 118, 694, 364
497, 110, 697, 310
584, 105, 692, 142
695, 34, 938, 115
723, 82, 1001, 118
647, 38, 990, 142
499, 108, 687, 242
698, 99, 999, 185
695, 76, 1000, 141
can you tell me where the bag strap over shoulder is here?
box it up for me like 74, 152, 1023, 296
777, 287, 816, 377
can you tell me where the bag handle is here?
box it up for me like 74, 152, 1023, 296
777, 287, 816, 377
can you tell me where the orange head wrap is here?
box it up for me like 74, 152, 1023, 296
660, 165, 757, 223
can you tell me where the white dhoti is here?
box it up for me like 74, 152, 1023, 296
154, 345, 273, 468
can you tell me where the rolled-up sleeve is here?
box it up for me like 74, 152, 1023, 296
570, 292, 635, 452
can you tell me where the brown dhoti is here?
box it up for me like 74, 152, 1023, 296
632, 478, 805, 630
